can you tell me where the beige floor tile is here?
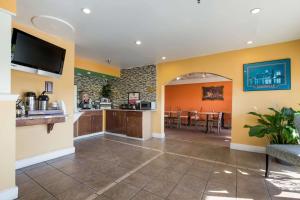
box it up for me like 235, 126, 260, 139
103, 182, 139, 200
122, 172, 151, 189
167, 184, 202, 200
144, 178, 177, 198
25, 164, 57, 178
131, 190, 164, 200
16, 173, 31, 185
56, 183, 96, 200
44, 175, 80, 196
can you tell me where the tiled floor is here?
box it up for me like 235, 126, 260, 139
16, 134, 300, 200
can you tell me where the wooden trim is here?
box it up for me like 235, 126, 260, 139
16, 116, 66, 134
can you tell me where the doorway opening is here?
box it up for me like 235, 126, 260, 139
164, 72, 232, 147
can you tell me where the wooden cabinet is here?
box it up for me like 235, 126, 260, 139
78, 115, 92, 136
76, 110, 103, 137
106, 110, 126, 134
106, 110, 149, 139
126, 112, 142, 138
91, 113, 103, 133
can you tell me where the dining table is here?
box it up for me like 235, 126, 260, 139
197, 112, 219, 133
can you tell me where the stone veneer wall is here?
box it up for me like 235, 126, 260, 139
111, 65, 156, 106
74, 74, 116, 104
75, 65, 156, 106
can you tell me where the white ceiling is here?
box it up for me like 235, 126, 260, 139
167, 73, 231, 85
15, 0, 300, 69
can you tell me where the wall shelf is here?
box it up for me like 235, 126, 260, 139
16, 115, 66, 134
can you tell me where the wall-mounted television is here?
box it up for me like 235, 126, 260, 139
11, 28, 66, 78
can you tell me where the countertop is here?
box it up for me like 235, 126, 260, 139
16, 114, 68, 121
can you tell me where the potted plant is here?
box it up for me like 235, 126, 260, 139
244, 107, 299, 164
101, 83, 112, 100
244, 107, 299, 144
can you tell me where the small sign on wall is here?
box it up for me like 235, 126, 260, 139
243, 58, 291, 91
45, 81, 53, 94
128, 92, 140, 104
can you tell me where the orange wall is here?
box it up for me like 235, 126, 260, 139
165, 81, 232, 113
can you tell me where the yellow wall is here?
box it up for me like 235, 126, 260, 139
0, 0, 16, 14
12, 22, 75, 160
0, 101, 16, 191
154, 40, 300, 147
75, 57, 120, 77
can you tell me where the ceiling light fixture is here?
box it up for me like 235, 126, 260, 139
135, 40, 142, 45
176, 77, 181, 81
250, 8, 261, 15
247, 41, 254, 45
202, 73, 206, 78
82, 8, 91, 14
162, 56, 166, 60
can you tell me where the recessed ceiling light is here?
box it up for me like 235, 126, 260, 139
82, 8, 91, 14
247, 41, 254, 45
176, 77, 181, 80
250, 8, 261, 14
162, 56, 166, 60
135, 40, 142, 45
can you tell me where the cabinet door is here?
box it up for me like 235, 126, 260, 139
92, 114, 103, 133
114, 111, 126, 134
126, 112, 142, 138
78, 115, 92, 136
106, 110, 115, 133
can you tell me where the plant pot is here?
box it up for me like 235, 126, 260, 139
294, 113, 300, 133
275, 158, 293, 166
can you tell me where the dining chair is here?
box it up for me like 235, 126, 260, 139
170, 111, 180, 128
164, 111, 171, 128
189, 111, 199, 127
208, 112, 223, 135
180, 111, 189, 127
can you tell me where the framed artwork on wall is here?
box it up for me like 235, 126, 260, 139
202, 86, 224, 100
128, 92, 140, 104
243, 59, 291, 91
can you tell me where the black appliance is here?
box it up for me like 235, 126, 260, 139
11, 28, 66, 77
139, 101, 151, 110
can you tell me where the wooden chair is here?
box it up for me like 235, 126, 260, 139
189, 111, 199, 127
208, 112, 223, 134
169, 111, 180, 128
164, 111, 171, 128
180, 111, 189, 127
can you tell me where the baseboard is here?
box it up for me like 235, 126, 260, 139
74, 132, 104, 141
230, 143, 266, 153
0, 186, 18, 200
104, 132, 144, 141
16, 147, 75, 169
152, 132, 165, 139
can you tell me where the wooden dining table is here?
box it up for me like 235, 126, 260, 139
165, 111, 219, 132
198, 112, 219, 133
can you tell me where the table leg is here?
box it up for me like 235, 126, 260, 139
205, 115, 209, 133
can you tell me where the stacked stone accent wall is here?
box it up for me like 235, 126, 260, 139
74, 65, 156, 107
74, 74, 116, 104
111, 65, 156, 106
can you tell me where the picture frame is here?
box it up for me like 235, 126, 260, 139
202, 86, 224, 100
45, 81, 53, 94
128, 92, 140, 104
243, 59, 291, 91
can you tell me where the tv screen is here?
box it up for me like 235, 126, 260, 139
11, 28, 66, 75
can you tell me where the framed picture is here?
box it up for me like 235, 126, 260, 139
202, 86, 224, 100
45, 81, 53, 94
243, 59, 291, 91
128, 92, 140, 104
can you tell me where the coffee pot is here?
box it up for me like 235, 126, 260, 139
38, 91, 49, 110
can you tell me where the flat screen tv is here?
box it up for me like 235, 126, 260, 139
11, 28, 66, 77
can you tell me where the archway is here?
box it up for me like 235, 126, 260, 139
162, 72, 232, 147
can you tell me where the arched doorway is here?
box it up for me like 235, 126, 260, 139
163, 72, 232, 147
